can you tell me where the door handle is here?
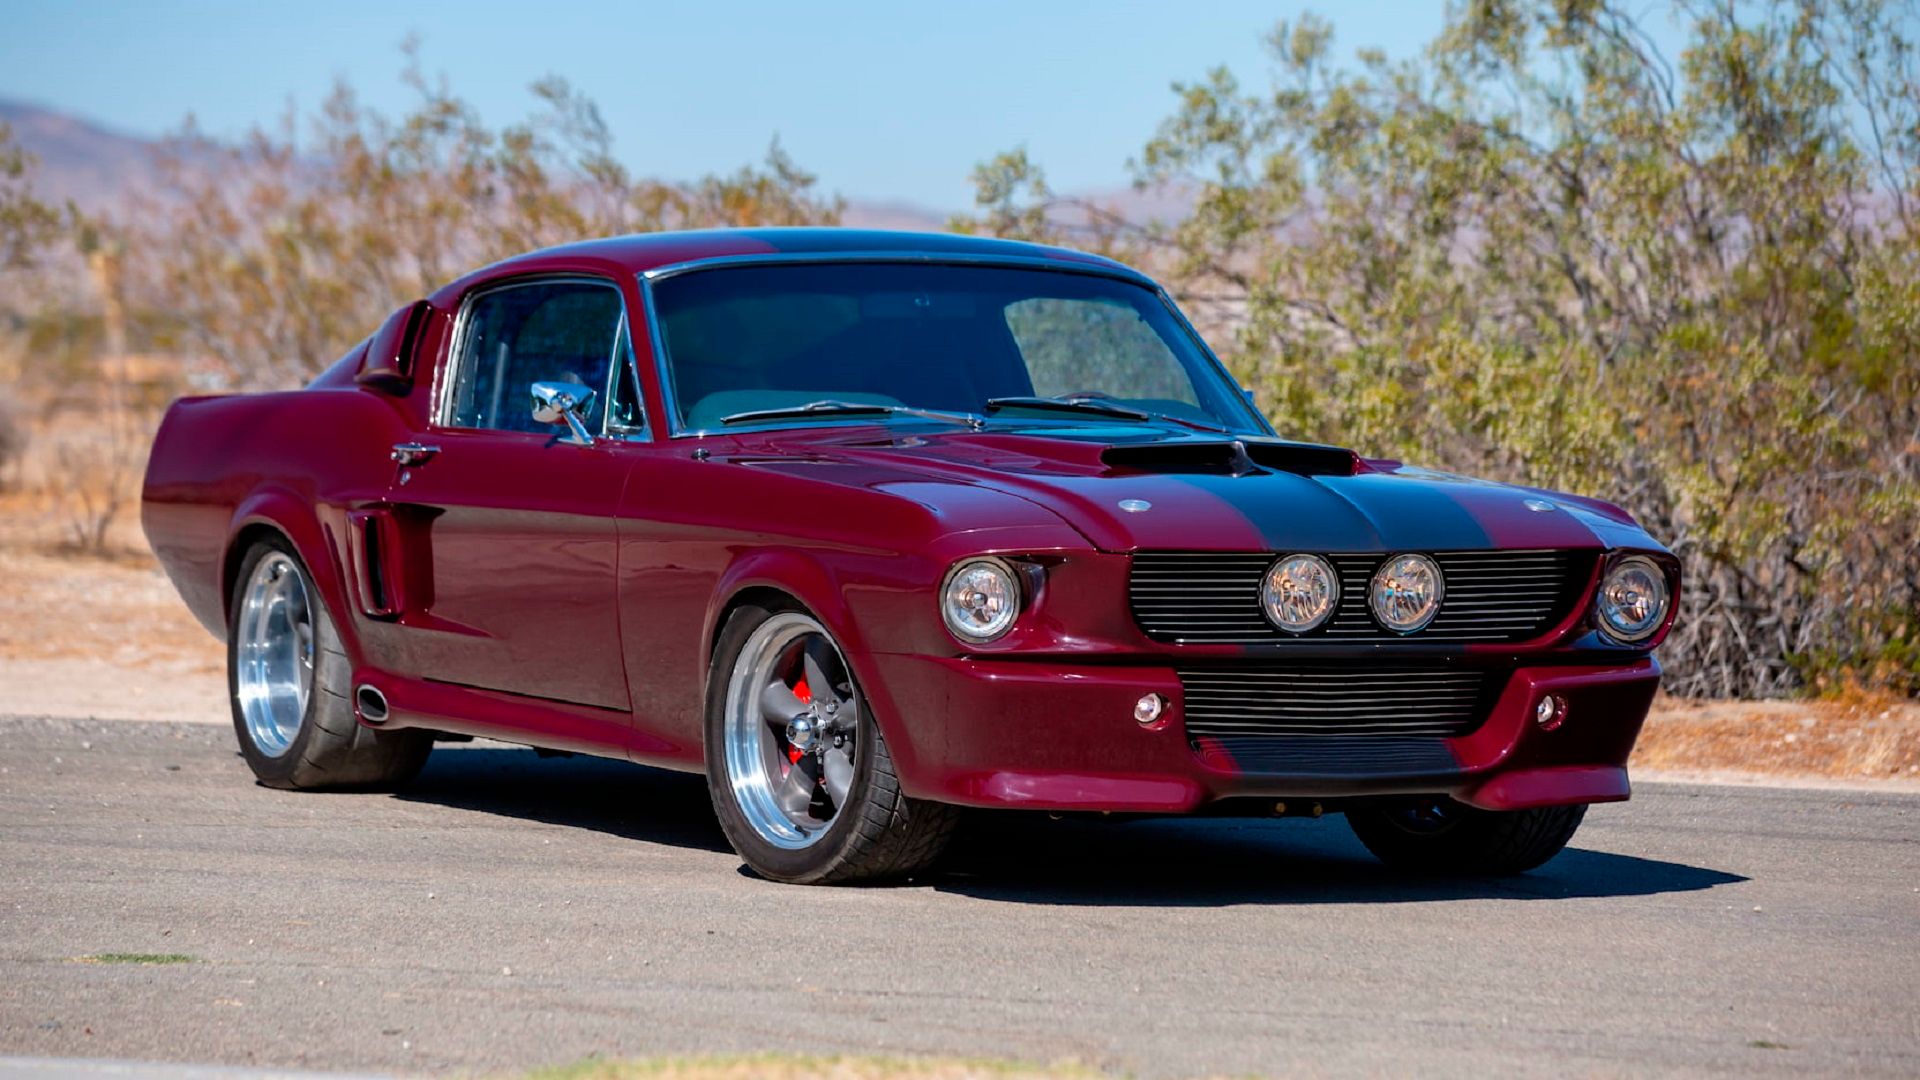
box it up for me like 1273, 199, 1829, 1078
391, 442, 440, 466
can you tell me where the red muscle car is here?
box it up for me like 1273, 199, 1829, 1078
142, 228, 1679, 884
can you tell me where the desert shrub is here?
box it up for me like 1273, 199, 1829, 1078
46, 423, 145, 554
111, 54, 842, 391
0, 400, 24, 490
961, 0, 1920, 698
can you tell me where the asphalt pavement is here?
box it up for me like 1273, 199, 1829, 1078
2, 715, 1915, 1078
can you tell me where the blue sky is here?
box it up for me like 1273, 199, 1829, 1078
6, 2, 1450, 209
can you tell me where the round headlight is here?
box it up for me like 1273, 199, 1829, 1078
1261, 554, 1339, 633
1370, 553, 1444, 633
1596, 555, 1670, 642
941, 558, 1021, 643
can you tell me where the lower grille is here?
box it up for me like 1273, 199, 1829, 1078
1178, 665, 1494, 740
1195, 735, 1460, 775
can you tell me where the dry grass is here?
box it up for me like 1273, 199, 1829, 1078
1636, 691, 1920, 781
0, 490, 216, 670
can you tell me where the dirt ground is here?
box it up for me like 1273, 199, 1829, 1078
1, 491, 1915, 782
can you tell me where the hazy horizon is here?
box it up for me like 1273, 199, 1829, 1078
0, 1, 1465, 211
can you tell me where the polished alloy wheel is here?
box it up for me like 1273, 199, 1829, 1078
234, 551, 315, 758
722, 612, 860, 850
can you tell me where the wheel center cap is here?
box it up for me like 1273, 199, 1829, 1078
786, 714, 821, 751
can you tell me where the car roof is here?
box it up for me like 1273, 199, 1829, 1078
452, 227, 1147, 289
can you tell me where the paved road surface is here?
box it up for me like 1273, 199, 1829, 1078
2, 716, 1915, 1078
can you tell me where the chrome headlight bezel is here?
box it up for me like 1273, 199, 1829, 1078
1260, 553, 1341, 634
940, 556, 1023, 644
1595, 554, 1672, 644
1369, 553, 1445, 634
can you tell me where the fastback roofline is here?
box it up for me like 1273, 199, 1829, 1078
637, 249, 1159, 288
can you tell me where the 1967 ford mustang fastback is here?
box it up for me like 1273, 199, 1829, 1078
142, 228, 1678, 884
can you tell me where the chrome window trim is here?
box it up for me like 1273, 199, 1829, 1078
434, 273, 650, 442
638, 249, 1161, 286
1152, 288, 1274, 436
636, 251, 1259, 439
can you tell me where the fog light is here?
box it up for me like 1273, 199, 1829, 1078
1534, 695, 1568, 731
1134, 693, 1167, 725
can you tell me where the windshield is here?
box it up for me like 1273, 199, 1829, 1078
648, 262, 1267, 434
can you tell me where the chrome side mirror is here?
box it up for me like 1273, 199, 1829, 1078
530, 381, 597, 446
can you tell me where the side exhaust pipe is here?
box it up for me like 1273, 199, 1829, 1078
354, 684, 390, 724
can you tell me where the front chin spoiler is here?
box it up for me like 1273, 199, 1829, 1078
1456, 765, 1631, 811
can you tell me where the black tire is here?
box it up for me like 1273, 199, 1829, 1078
704, 602, 961, 885
227, 537, 431, 790
1346, 797, 1587, 876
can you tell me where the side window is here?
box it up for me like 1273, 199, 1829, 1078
446, 280, 632, 434
1004, 297, 1200, 406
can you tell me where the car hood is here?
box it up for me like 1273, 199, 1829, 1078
722, 424, 1662, 554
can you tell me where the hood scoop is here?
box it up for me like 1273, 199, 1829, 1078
1100, 439, 1358, 477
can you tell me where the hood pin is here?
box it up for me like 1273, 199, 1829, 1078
1119, 499, 1152, 513
1523, 499, 1556, 512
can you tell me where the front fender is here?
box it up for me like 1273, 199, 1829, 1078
704, 547, 877, 677
705, 544, 953, 785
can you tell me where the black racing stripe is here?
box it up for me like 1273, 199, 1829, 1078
1315, 472, 1494, 552
1163, 472, 1389, 552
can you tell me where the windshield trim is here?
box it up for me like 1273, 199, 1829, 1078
636, 253, 1272, 440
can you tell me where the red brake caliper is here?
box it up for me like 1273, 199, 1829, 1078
786, 674, 812, 765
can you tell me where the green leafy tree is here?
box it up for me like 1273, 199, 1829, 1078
960, 0, 1920, 698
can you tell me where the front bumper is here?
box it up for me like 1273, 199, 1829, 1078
864, 653, 1660, 813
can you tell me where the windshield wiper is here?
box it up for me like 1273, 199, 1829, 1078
720, 399, 985, 430
984, 396, 1232, 434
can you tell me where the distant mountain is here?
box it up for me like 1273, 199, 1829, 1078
0, 99, 957, 229
1, 99, 1198, 235
0, 100, 169, 212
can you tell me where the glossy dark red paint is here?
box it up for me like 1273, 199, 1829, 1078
141, 228, 1677, 815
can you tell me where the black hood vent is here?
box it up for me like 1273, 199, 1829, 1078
1101, 439, 1357, 477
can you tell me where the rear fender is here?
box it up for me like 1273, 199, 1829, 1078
224, 488, 365, 665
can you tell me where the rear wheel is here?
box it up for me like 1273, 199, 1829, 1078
1346, 797, 1586, 875
228, 537, 431, 790
705, 603, 959, 884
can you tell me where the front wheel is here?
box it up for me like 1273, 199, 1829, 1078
227, 537, 432, 790
1346, 797, 1586, 876
704, 604, 959, 884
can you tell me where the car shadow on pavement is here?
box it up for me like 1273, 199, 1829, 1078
934, 812, 1748, 906
396, 745, 733, 853
392, 748, 1745, 903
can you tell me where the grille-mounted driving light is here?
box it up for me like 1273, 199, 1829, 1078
1369, 553, 1445, 633
1261, 553, 1339, 633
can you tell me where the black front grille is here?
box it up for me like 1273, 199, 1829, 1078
1131, 549, 1590, 644
1178, 665, 1495, 740
1194, 735, 1461, 775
